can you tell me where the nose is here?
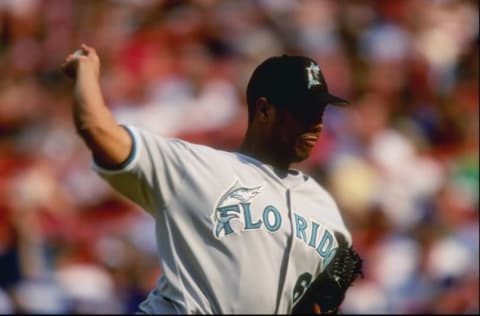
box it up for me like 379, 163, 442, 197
299, 109, 324, 127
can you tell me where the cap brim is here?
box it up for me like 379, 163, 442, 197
320, 93, 350, 107
307, 89, 350, 108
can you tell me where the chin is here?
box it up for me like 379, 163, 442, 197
292, 150, 311, 163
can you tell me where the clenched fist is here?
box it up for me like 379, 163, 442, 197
61, 43, 100, 80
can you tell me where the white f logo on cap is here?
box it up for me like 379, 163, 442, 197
306, 62, 321, 89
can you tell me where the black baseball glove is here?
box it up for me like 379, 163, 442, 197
292, 232, 363, 314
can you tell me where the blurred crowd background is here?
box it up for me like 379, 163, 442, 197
0, 0, 478, 314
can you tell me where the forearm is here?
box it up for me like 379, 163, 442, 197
68, 48, 132, 168
73, 65, 111, 132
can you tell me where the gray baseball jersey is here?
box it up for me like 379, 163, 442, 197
92, 125, 352, 314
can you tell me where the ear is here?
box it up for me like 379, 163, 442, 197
255, 97, 275, 123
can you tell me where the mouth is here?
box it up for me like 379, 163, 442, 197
297, 124, 323, 149
299, 134, 319, 147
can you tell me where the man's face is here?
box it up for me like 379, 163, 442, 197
268, 104, 325, 163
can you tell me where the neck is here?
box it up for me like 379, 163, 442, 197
239, 130, 291, 171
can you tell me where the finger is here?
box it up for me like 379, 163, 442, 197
67, 53, 88, 61
81, 43, 96, 55
65, 55, 78, 63
313, 303, 321, 314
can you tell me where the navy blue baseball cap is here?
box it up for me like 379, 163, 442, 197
246, 55, 349, 114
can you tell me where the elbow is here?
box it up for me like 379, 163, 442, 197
74, 122, 133, 169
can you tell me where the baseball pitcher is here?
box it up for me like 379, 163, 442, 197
61, 44, 362, 314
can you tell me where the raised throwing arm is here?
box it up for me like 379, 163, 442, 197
61, 44, 132, 169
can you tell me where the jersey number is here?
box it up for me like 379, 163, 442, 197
292, 272, 312, 305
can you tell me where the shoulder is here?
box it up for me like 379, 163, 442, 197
131, 126, 228, 155
132, 125, 240, 168
172, 138, 236, 163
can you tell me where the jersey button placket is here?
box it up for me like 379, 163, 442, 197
274, 189, 297, 313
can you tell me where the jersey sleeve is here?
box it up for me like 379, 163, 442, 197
91, 125, 189, 215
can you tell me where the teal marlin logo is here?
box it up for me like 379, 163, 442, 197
213, 180, 263, 239
306, 62, 321, 89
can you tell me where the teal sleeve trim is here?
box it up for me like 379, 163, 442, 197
92, 124, 137, 170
